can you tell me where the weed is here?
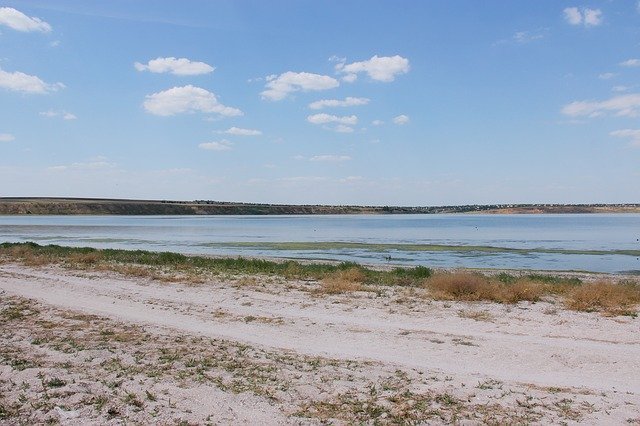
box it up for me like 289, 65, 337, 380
45, 378, 66, 388
124, 392, 144, 409
320, 267, 365, 294
565, 281, 640, 316
458, 310, 495, 322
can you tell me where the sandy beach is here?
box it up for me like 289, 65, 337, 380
1, 260, 639, 424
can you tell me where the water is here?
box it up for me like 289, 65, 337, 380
1, 214, 639, 273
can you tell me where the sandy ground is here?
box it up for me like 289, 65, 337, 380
0, 263, 639, 424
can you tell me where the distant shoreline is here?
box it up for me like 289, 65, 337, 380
0, 197, 639, 215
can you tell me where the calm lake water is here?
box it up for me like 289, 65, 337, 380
1, 214, 639, 274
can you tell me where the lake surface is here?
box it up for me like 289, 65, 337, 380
1, 214, 639, 273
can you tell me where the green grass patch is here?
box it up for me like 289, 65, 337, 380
0, 242, 432, 287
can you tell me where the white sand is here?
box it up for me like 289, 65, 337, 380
1, 263, 639, 424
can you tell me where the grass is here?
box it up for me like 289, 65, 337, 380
425, 272, 640, 316
320, 267, 366, 294
564, 281, 640, 316
425, 273, 547, 303
0, 242, 432, 288
1, 242, 639, 316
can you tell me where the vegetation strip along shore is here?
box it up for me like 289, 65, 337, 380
1, 242, 639, 316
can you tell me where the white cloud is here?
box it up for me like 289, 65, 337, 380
583, 8, 602, 26
610, 129, 640, 146
261, 71, 339, 101
493, 29, 548, 46
0, 7, 51, 33
564, 7, 582, 25
307, 113, 357, 126
371, 120, 384, 126
612, 85, 630, 92
334, 124, 354, 133
336, 55, 409, 82
512, 30, 545, 43
393, 114, 410, 125
0, 133, 15, 142
143, 85, 242, 117
598, 72, 615, 80
308, 96, 370, 110
328, 55, 346, 63
620, 59, 640, 68
0, 67, 64, 94
309, 155, 351, 162
39, 110, 77, 120
341, 73, 358, 83
49, 156, 116, 172
198, 140, 233, 151
562, 93, 640, 118
219, 127, 262, 136
134, 57, 214, 76
564, 7, 602, 27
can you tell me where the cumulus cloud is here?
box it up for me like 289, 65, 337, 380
0, 7, 51, 33
610, 129, 640, 146
563, 7, 602, 27
307, 113, 357, 125
371, 120, 384, 126
198, 140, 234, 151
39, 110, 77, 120
335, 55, 409, 82
0, 133, 15, 142
620, 59, 640, 68
393, 114, 410, 125
143, 85, 242, 117
308, 96, 370, 110
562, 93, 640, 118
261, 71, 339, 101
309, 155, 351, 162
134, 57, 214, 76
0, 67, 64, 94
219, 127, 262, 136
598, 72, 615, 80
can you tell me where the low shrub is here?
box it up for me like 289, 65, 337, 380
565, 281, 640, 316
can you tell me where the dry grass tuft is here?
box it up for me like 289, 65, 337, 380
234, 276, 259, 287
426, 273, 496, 301
68, 251, 102, 265
7, 245, 52, 267
320, 267, 366, 294
110, 264, 154, 278
457, 309, 495, 322
425, 273, 545, 304
501, 279, 546, 303
564, 281, 640, 316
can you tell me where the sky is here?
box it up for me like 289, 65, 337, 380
0, 0, 639, 205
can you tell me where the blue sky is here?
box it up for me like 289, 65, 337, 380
0, 1, 639, 205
